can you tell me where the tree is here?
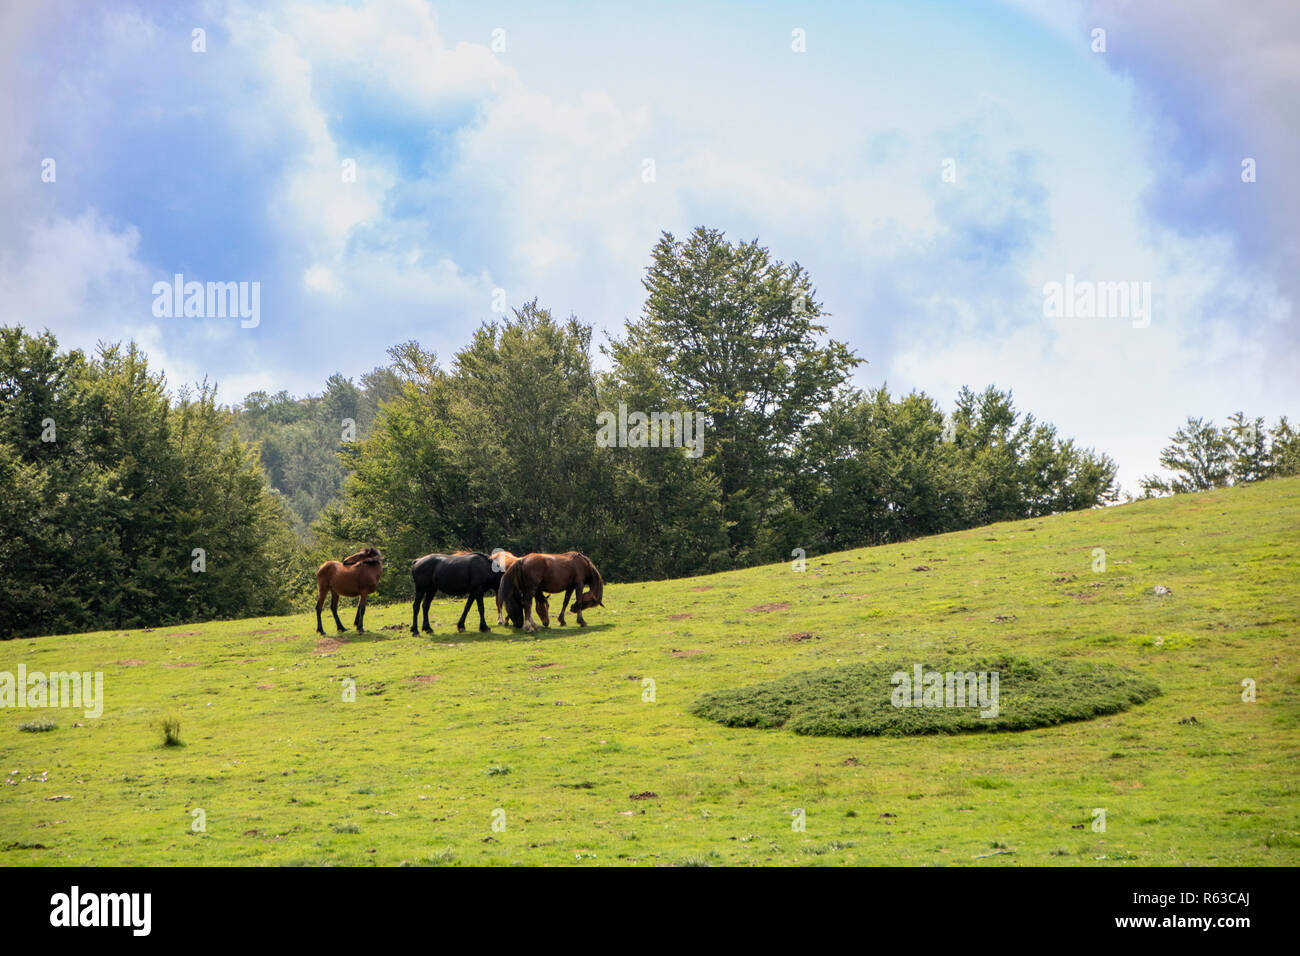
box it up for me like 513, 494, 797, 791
607, 227, 861, 563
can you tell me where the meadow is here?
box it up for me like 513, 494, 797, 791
3, 477, 1298, 866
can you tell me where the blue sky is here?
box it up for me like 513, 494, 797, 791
2, 0, 1296, 493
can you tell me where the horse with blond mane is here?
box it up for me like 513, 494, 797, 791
500, 551, 604, 634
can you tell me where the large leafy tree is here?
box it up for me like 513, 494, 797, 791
607, 227, 861, 562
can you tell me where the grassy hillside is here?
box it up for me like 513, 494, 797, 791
3, 478, 1299, 866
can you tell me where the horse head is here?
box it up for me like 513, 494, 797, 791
501, 562, 525, 627
577, 557, 604, 609
343, 546, 383, 567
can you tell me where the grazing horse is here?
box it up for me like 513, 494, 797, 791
410, 551, 504, 635
489, 549, 550, 626
501, 552, 604, 634
316, 546, 383, 635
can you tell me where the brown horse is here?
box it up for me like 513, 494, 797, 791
316, 546, 383, 635
501, 552, 604, 634
489, 549, 550, 626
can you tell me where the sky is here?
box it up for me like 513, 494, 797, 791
1, 0, 1296, 494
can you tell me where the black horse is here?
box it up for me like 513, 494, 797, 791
410, 551, 503, 635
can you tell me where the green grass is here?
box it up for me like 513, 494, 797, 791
691, 657, 1161, 736
3, 477, 1299, 866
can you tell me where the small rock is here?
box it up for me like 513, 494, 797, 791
1152, 585, 1173, 597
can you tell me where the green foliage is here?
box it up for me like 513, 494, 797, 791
607, 227, 862, 564
790, 384, 1117, 554
0, 328, 296, 639
691, 657, 1160, 736
328, 302, 728, 591
330, 231, 1118, 585
159, 716, 183, 747
1141, 413, 1300, 496
232, 368, 396, 532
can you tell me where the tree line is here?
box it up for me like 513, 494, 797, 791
9, 227, 1284, 638
0, 328, 297, 638
317, 228, 1121, 598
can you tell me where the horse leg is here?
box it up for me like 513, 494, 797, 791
577, 574, 592, 629
331, 593, 347, 632
496, 588, 505, 626
457, 594, 474, 632
411, 588, 421, 636
355, 593, 368, 633
422, 593, 434, 633
476, 592, 489, 632
316, 581, 327, 635
558, 587, 573, 627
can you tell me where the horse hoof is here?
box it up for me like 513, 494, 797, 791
480, 625, 491, 632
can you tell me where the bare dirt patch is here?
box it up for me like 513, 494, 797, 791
629, 791, 658, 800
530, 662, 561, 670
746, 602, 791, 613
409, 675, 441, 684
314, 637, 349, 655
164, 662, 201, 668
787, 632, 817, 642
670, 648, 704, 657
690, 586, 713, 592
111, 659, 146, 667
668, 613, 693, 620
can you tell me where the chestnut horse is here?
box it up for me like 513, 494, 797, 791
490, 549, 550, 626
316, 546, 383, 634
501, 552, 604, 634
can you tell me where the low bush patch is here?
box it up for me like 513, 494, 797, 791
691, 656, 1160, 736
